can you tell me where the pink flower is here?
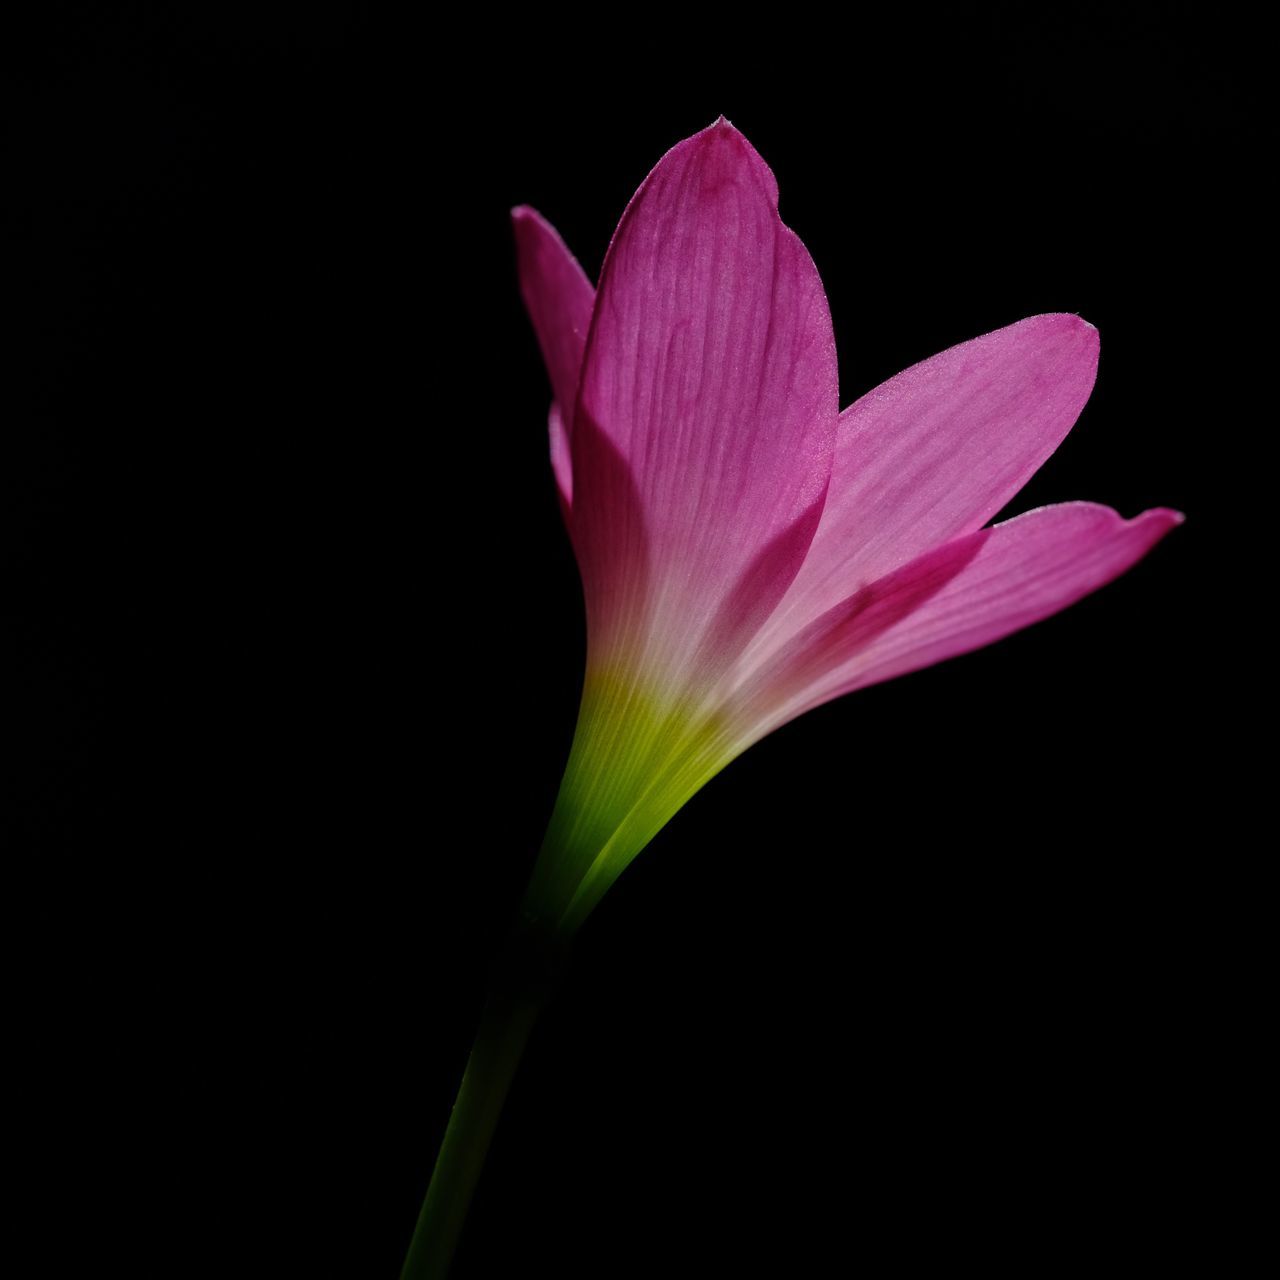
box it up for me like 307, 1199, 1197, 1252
513, 119, 1180, 938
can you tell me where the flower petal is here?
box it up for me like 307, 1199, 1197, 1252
733, 502, 1183, 741
571, 119, 839, 682
548, 404, 572, 516
754, 315, 1100, 654
512, 205, 595, 507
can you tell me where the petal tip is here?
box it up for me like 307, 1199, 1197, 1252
1069, 314, 1100, 350
693, 114, 751, 155
1050, 311, 1099, 341
1126, 506, 1185, 551
1006, 313, 1100, 360
1036, 311, 1101, 368
1061, 312, 1097, 333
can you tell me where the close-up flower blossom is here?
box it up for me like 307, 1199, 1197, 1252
404, 117, 1181, 1277
512, 117, 1180, 941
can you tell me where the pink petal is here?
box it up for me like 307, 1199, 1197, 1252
757, 315, 1100, 652
512, 205, 595, 507
548, 404, 572, 515
570, 119, 839, 678
734, 502, 1183, 741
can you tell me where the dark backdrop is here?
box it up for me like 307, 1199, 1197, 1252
11, 8, 1256, 1277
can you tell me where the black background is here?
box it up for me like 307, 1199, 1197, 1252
11, 7, 1257, 1277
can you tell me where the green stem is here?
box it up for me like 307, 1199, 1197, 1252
400, 932, 563, 1280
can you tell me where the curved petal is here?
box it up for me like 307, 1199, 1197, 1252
571, 119, 839, 685
752, 315, 1100, 657
512, 205, 596, 505
732, 502, 1183, 743
548, 403, 572, 516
